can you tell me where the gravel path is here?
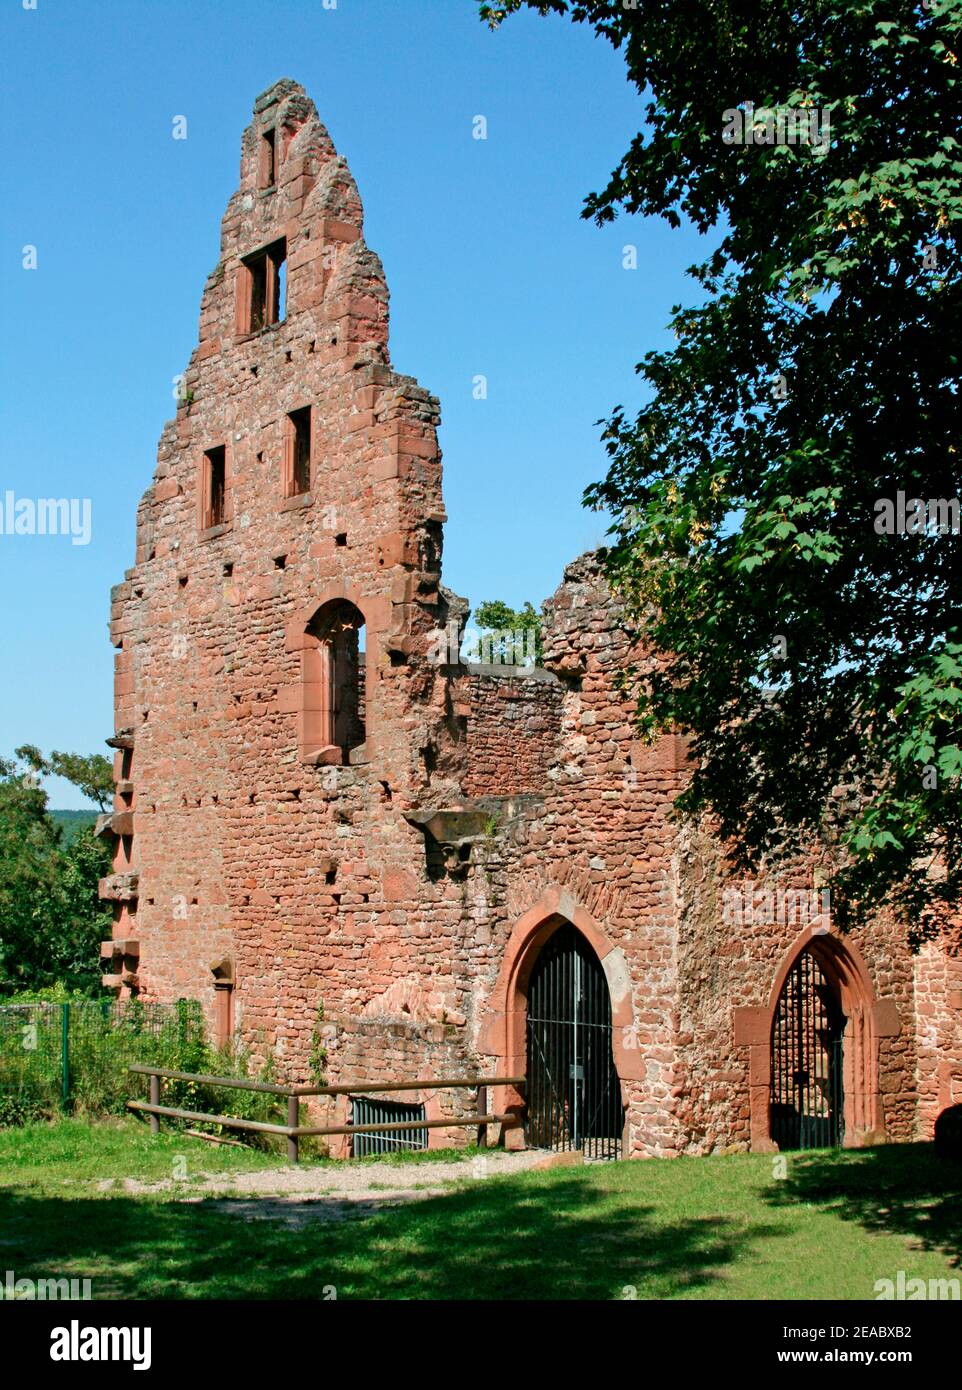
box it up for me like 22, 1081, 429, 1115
111, 1149, 548, 1226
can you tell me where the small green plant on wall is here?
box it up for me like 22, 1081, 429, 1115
309, 1002, 328, 1087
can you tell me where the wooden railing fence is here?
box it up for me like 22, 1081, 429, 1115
128, 1065, 525, 1162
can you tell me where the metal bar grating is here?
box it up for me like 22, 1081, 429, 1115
349, 1095, 428, 1156
525, 924, 624, 1161
770, 948, 845, 1151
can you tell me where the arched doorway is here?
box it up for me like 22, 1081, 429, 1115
736, 927, 898, 1151
770, 945, 846, 1149
526, 923, 624, 1160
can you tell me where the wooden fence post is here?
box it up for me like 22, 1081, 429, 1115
149, 1072, 160, 1135
125, 1069, 525, 1155
287, 1094, 299, 1163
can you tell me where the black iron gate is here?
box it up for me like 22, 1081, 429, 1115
770, 948, 845, 1150
525, 924, 624, 1160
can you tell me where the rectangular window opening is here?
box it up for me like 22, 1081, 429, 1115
248, 257, 267, 333
287, 406, 312, 497
242, 238, 286, 333
203, 445, 226, 530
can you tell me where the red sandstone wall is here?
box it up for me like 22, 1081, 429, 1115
103, 82, 472, 1098
673, 842, 919, 1152
466, 555, 936, 1156
464, 556, 691, 1156
463, 669, 563, 797
101, 81, 958, 1158
914, 943, 962, 1136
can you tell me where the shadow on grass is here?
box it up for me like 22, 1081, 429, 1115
764, 1143, 962, 1269
0, 1171, 777, 1301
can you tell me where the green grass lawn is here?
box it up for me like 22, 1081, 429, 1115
1, 1118, 959, 1300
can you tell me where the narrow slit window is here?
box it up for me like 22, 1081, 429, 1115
260, 129, 276, 188
203, 446, 226, 529
277, 257, 287, 323
287, 406, 312, 497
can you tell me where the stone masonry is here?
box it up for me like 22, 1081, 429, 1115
100, 82, 962, 1157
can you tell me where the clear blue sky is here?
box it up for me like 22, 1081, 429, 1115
1, 0, 706, 808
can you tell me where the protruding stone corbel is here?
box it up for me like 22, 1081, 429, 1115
100, 939, 140, 996
404, 807, 494, 878
94, 811, 134, 840
98, 872, 140, 904
100, 939, 140, 965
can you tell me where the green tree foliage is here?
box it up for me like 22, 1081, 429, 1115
481, 1, 962, 936
47, 828, 114, 993
472, 599, 543, 664
0, 757, 61, 992
0, 754, 112, 996
16, 745, 114, 812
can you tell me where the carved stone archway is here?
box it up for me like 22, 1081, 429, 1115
479, 885, 641, 1148
734, 925, 901, 1151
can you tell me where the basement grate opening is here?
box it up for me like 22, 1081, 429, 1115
350, 1096, 428, 1157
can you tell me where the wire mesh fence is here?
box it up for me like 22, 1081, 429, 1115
0, 998, 206, 1124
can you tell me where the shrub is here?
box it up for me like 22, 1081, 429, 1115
0, 996, 295, 1149
0, 1092, 54, 1128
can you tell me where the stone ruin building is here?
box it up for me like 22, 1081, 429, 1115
98, 81, 962, 1159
